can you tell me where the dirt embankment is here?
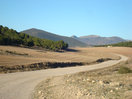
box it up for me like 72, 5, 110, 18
0, 58, 112, 73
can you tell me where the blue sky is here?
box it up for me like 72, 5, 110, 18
0, 0, 132, 40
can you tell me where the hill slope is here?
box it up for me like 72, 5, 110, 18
22, 28, 88, 47
72, 35, 126, 45
0, 25, 68, 51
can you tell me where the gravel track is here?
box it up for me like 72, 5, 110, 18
0, 54, 128, 99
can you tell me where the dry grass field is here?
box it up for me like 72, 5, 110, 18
0, 45, 132, 98
33, 47, 132, 99
0, 46, 120, 67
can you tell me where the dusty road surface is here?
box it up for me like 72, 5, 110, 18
0, 54, 128, 99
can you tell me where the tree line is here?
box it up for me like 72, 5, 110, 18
95, 41, 132, 47
110, 41, 132, 47
0, 25, 68, 51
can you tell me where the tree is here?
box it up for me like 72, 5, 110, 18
0, 25, 68, 51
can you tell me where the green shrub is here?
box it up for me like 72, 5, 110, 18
118, 66, 132, 74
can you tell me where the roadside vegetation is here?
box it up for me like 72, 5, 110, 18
118, 66, 132, 74
0, 25, 68, 51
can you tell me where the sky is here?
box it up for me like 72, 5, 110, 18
0, 0, 132, 40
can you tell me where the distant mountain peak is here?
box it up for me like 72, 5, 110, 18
28, 28, 39, 30
26, 28, 45, 31
80, 35, 100, 38
71, 35, 78, 38
30, 28, 36, 29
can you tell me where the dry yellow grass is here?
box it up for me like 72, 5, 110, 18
0, 46, 121, 67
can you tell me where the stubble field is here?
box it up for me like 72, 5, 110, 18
0, 46, 120, 67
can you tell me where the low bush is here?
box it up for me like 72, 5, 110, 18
118, 66, 132, 74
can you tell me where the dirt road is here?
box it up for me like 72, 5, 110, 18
0, 54, 128, 99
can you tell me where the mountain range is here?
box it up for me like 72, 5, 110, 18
71, 35, 126, 45
22, 28, 87, 47
22, 28, 126, 47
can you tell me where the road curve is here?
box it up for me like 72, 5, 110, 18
0, 54, 128, 99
